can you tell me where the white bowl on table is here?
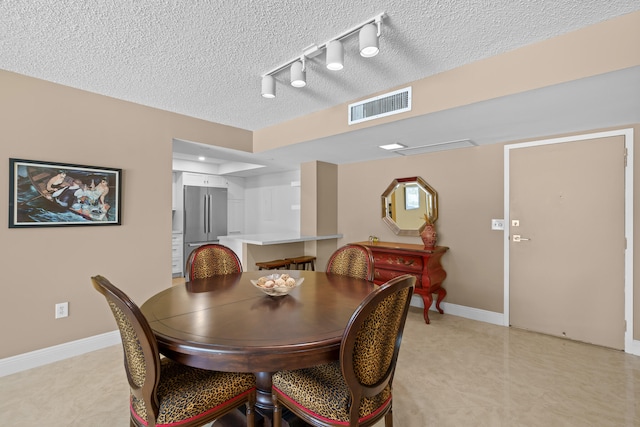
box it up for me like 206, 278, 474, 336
251, 273, 304, 297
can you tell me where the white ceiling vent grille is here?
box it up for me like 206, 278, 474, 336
348, 87, 411, 125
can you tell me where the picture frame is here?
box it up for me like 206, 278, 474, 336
9, 158, 122, 228
404, 185, 420, 210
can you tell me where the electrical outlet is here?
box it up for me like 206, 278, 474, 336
55, 302, 69, 319
491, 219, 505, 230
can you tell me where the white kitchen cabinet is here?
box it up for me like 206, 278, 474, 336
226, 176, 245, 200
172, 232, 183, 276
182, 172, 228, 188
172, 172, 178, 210
228, 199, 244, 234
226, 176, 245, 234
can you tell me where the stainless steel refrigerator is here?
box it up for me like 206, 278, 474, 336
183, 186, 228, 266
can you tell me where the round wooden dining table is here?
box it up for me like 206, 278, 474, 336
140, 270, 375, 410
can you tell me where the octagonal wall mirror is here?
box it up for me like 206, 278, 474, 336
381, 176, 438, 236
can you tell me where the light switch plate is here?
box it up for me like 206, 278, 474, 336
491, 219, 505, 230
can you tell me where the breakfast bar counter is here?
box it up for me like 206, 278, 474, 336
219, 233, 342, 246
218, 233, 342, 271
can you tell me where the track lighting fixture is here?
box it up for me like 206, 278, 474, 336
326, 40, 344, 71
290, 58, 306, 87
260, 12, 385, 98
359, 21, 380, 57
261, 75, 276, 98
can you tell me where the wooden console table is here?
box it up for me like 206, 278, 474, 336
354, 241, 449, 323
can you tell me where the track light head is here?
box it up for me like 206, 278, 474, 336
261, 75, 276, 98
259, 13, 385, 97
290, 60, 306, 87
326, 40, 344, 71
359, 22, 379, 57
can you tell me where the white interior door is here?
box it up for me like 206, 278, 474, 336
507, 134, 626, 349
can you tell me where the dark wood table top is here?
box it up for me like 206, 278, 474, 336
141, 270, 375, 373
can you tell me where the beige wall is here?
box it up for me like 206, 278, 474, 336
0, 70, 251, 358
300, 161, 339, 268
2, 11, 640, 361
337, 125, 640, 339
337, 143, 506, 312
261, 11, 640, 341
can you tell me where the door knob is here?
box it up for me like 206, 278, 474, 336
512, 235, 531, 242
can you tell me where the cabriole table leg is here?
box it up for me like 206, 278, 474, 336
435, 287, 446, 314
420, 293, 433, 324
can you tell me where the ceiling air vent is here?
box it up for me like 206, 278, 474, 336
348, 87, 411, 125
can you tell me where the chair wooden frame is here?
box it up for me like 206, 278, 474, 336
272, 274, 416, 427
326, 244, 376, 281
92, 275, 255, 427
185, 243, 242, 281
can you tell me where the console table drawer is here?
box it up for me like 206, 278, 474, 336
374, 268, 421, 286
372, 252, 423, 273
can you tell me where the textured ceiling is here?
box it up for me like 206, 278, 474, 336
2, 1, 640, 176
2, 0, 639, 132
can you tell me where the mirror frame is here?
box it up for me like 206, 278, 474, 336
381, 176, 438, 236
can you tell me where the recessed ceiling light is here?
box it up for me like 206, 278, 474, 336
379, 143, 406, 150
198, 156, 205, 161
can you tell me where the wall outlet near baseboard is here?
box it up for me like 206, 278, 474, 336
55, 302, 68, 319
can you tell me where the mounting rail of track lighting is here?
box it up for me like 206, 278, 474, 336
261, 12, 386, 98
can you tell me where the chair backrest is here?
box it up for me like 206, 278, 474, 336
340, 274, 415, 423
186, 243, 242, 281
91, 275, 162, 426
326, 244, 375, 281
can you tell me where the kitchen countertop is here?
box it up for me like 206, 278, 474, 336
218, 233, 342, 245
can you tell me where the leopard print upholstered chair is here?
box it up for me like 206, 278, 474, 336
91, 275, 256, 427
326, 244, 375, 282
272, 274, 415, 427
185, 244, 242, 281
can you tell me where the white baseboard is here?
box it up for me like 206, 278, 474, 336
411, 295, 504, 325
627, 337, 640, 356
411, 296, 640, 355
3, 301, 639, 377
0, 330, 120, 378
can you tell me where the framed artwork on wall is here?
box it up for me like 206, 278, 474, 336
9, 158, 122, 228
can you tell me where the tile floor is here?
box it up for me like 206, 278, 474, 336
2, 308, 639, 426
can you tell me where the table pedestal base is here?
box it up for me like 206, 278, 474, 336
255, 371, 275, 411
215, 408, 306, 427
253, 372, 309, 426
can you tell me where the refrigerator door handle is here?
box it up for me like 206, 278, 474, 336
208, 194, 211, 234
210, 194, 213, 234
203, 194, 207, 234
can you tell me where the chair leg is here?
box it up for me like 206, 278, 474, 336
272, 396, 282, 427
385, 407, 393, 427
246, 395, 256, 427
